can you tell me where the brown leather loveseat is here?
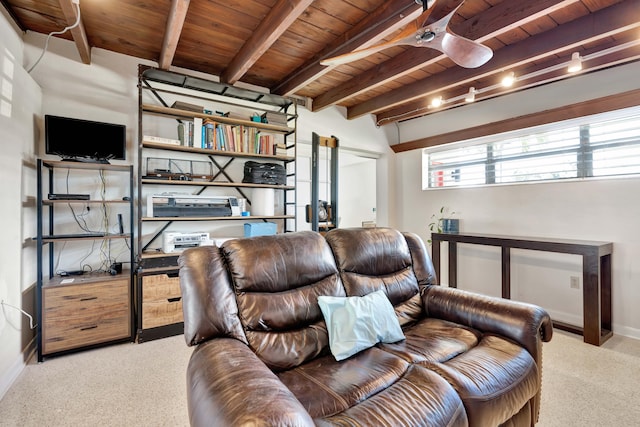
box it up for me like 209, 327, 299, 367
178, 227, 553, 426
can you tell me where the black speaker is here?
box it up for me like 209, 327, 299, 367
117, 213, 124, 235
108, 262, 122, 275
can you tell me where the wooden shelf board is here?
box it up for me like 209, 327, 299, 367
141, 215, 294, 222
142, 104, 294, 133
140, 179, 293, 189
43, 199, 131, 205
43, 270, 132, 288
40, 234, 131, 243
42, 160, 132, 172
141, 141, 294, 161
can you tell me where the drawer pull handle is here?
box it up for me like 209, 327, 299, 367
167, 272, 180, 278
167, 297, 182, 303
80, 297, 98, 301
80, 325, 98, 331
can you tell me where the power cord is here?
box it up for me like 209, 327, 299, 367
27, 0, 82, 73
1, 300, 37, 329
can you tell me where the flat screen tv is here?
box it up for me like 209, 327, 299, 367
45, 115, 126, 163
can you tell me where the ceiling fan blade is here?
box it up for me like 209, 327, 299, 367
320, 5, 436, 66
320, 29, 418, 66
320, 0, 492, 69
320, 42, 403, 66
417, 1, 492, 68
438, 32, 493, 68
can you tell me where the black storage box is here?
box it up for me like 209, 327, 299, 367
242, 161, 287, 185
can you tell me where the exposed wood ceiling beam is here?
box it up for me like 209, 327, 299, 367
158, 0, 190, 70
377, 38, 640, 124
271, 0, 423, 95
58, 0, 90, 64
0, 0, 26, 31
347, 0, 640, 119
392, 88, 640, 153
312, 0, 580, 112
221, 0, 314, 85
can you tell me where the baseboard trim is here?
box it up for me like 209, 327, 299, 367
610, 324, 640, 341
546, 308, 640, 341
0, 337, 35, 400
543, 309, 582, 331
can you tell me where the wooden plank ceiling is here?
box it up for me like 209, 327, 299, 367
3, 0, 639, 125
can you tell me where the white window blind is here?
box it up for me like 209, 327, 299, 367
424, 107, 640, 189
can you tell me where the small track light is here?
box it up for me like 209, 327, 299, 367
567, 52, 583, 73
465, 87, 476, 102
501, 72, 515, 87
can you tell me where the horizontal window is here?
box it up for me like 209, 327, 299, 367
423, 107, 640, 188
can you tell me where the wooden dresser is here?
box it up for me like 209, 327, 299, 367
141, 271, 183, 330
136, 256, 185, 343
42, 273, 131, 355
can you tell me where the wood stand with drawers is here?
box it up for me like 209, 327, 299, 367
41, 273, 131, 356
136, 254, 184, 343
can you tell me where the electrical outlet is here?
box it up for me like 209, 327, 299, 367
570, 276, 580, 289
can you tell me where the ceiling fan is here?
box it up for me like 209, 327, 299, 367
320, 0, 493, 69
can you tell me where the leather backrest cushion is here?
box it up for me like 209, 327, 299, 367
222, 231, 344, 371
325, 228, 423, 325
178, 246, 247, 346
402, 231, 437, 286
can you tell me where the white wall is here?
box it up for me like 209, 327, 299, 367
0, 9, 41, 399
394, 61, 640, 339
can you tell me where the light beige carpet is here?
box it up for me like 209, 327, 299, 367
1, 330, 639, 426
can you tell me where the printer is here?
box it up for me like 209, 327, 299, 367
162, 231, 214, 253
147, 193, 241, 217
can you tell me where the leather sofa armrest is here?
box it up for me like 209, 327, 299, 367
422, 285, 553, 358
187, 338, 315, 427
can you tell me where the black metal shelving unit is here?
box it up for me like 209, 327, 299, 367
35, 159, 135, 361
135, 65, 298, 342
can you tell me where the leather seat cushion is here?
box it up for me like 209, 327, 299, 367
278, 347, 408, 418
380, 317, 481, 363
314, 364, 468, 427
424, 335, 539, 427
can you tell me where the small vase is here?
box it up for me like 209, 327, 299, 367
441, 218, 459, 233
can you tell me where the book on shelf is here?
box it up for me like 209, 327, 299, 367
171, 115, 286, 156
177, 123, 186, 146
143, 135, 181, 145
171, 100, 204, 113
204, 122, 215, 149
188, 121, 194, 147
193, 117, 203, 148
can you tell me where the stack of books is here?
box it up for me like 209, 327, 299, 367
144, 135, 181, 146
224, 111, 249, 121
261, 111, 288, 126
274, 143, 287, 156
171, 101, 204, 113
